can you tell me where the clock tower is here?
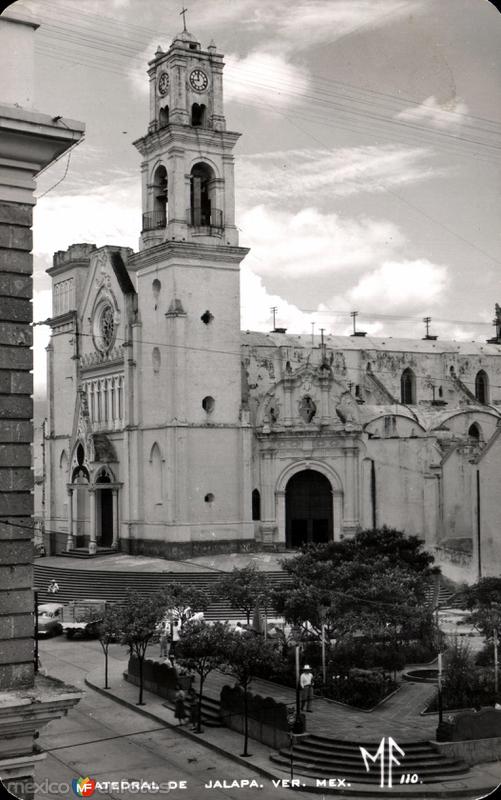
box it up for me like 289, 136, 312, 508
125, 27, 253, 556
134, 27, 239, 250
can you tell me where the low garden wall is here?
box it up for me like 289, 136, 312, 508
220, 684, 296, 750
434, 736, 501, 765
435, 707, 501, 763
125, 655, 192, 701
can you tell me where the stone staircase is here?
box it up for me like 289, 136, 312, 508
33, 562, 289, 620
270, 734, 471, 784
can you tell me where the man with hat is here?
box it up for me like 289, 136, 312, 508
300, 664, 314, 712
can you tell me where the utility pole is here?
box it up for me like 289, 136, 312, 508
270, 306, 277, 331
350, 310, 358, 335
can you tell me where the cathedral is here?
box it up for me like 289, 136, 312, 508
44, 26, 501, 583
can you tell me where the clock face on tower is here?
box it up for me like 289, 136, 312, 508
189, 68, 209, 92
158, 72, 169, 95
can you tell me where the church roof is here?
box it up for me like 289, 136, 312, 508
241, 330, 501, 356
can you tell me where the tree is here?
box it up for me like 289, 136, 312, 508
273, 528, 437, 672
176, 620, 231, 733
220, 631, 282, 757
158, 583, 212, 627
461, 578, 501, 698
93, 605, 122, 689
219, 565, 271, 625
118, 590, 165, 705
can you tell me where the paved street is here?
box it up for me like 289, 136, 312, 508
35, 636, 312, 800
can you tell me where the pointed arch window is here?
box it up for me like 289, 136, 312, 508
468, 422, 482, 441
475, 370, 489, 405
150, 443, 164, 505
401, 368, 416, 405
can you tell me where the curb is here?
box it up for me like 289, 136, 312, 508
83, 673, 501, 799
84, 672, 280, 784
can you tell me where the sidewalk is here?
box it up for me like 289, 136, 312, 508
85, 660, 501, 799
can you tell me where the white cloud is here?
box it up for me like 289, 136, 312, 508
347, 259, 448, 310
241, 264, 321, 332
225, 51, 309, 108
33, 182, 140, 257
238, 145, 441, 203
396, 95, 469, 131
238, 205, 404, 278
271, 0, 423, 51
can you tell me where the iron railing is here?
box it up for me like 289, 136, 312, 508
186, 207, 223, 229
142, 210, 167, 231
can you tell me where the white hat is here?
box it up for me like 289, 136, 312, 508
303, 664, 311, 670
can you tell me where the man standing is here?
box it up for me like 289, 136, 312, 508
300, 664, 314, 712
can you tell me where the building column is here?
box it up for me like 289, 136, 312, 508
276, 490, 286, 546
333, 491, 343, 541
112, 489, 119, 550
66, 486, 73, 551
88, 488, 97, 555
283, 377, 294, 426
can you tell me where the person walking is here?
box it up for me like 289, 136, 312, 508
300, 664, 314, 712
170, 618, 180, 656
159, 616, 170, 658
174, 685, 187, 725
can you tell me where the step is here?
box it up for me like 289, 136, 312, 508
269, 754, 469, 781
276, 748, 468, 771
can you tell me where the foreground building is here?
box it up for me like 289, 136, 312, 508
0, 14, 84, 798
43, 26, 501, 583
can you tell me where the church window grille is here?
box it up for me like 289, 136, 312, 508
100, 305, 116, 352
202, 396, 215, 413
152, 347, 161, 373
475, 370, 488, 404
252, 489, 261, 521
299, 395, 317, 423
401, 368, 416, 405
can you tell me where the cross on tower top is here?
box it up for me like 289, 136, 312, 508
180, 6, 188, 32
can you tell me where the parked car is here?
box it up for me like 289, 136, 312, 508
37, 602, 64, 637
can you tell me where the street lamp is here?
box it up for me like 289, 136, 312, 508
437, 651, 443, 724
318, 605, 329, 693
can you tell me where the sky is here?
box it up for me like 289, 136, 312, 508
4, 0, 501, 393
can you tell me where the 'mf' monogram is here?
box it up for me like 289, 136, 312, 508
359, 737, 405, 787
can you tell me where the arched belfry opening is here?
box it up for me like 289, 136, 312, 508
191, 103, 206, 127
189, 162, 220, 227
475, 370, 489, 405
159, 106, 169, 127
285, 470, 333, 548
149, 165, 168, 230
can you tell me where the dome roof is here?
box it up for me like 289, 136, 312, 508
172, 29, 199, 45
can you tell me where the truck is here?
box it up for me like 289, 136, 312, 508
61, 599, 113, 639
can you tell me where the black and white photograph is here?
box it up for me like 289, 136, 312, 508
1, 1, 501, 799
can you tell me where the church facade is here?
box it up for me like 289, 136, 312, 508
43, 27, 501, 582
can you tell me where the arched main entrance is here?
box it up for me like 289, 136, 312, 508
285, 470, 333, 548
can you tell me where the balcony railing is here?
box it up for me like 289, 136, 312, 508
142, 210, 167, 231
186, 207, 224, 230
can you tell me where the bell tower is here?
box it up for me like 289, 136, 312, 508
134, 27, 239, 250
126, 25, 253, 556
